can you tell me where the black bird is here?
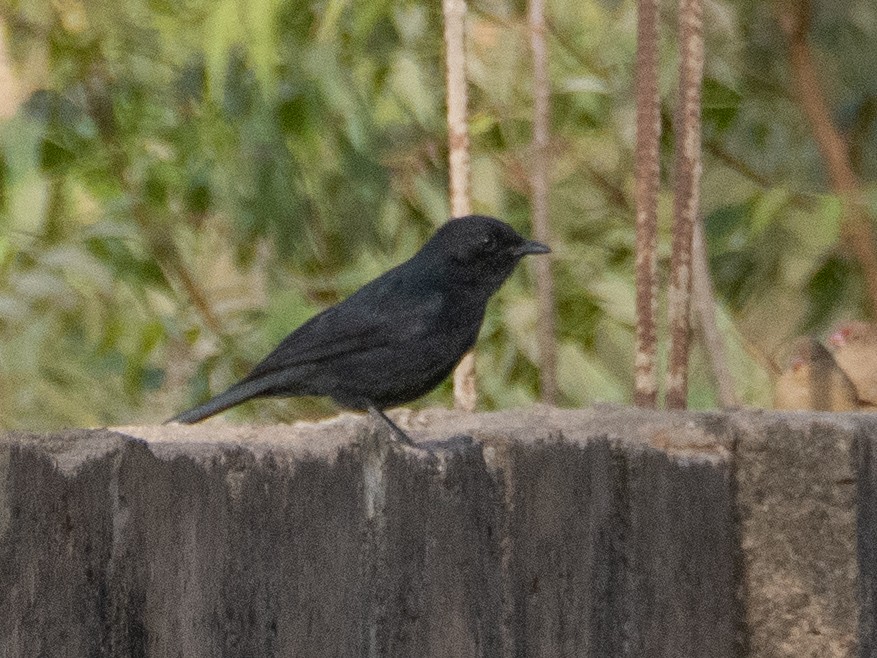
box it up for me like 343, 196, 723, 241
168, 215, 550, 443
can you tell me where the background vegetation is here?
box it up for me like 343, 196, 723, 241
1, 0, 876, 428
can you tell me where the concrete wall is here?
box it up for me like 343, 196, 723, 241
0, 407, 871, 657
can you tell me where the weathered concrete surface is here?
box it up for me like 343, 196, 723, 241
0, 408, 871, 657
732, 413, 861, 658
855, 424, 877, 658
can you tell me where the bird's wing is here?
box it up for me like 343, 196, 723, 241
241, 272, 443, 384
166, 291, 436, 424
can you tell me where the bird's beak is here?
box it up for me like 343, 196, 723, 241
514, 240, 551, 256
828, 331, 846, 349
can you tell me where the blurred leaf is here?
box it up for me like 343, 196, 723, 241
702, 77, 741, 133
750, 187, 790, 236
86, 236, 166, 288
39, 139, 77, 171
803, 256, 856, 331
176, 56, 207, 107
704, 202, 749, 252
806, 194, 842, 250
141, 367, 166, 391
223, 48, 258, 119
262, 289, 323, 345
184, 176, 212, 215
556, 341, 625, 405
711, 251, 759, 309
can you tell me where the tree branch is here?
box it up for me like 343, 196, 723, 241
633, 0, 661, 408
528, 0, 558, 404
665, 0, 704, 409
776, 0, 877, 316
442, 0, 477, 411
692, 220, 738, 407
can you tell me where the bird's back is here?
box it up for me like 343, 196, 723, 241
238, 256, 487, 409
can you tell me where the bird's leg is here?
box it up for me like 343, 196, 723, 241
367, 406, 415, 446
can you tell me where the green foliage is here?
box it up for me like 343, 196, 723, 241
1, 0, 875, 427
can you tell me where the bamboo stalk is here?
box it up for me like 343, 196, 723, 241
442, 0, 476, 411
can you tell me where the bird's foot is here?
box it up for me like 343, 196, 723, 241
368, 406, 416, 446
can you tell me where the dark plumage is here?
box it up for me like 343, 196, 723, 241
169, 215, 550, 441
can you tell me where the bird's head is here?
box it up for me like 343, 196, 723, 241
828, 321, 873, 349
784, 336, 816, 377
424, 215, 550, 293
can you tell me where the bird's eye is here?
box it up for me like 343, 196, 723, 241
481, 236, 498, 252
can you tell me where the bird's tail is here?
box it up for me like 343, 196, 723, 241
166, 378, 273, 424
